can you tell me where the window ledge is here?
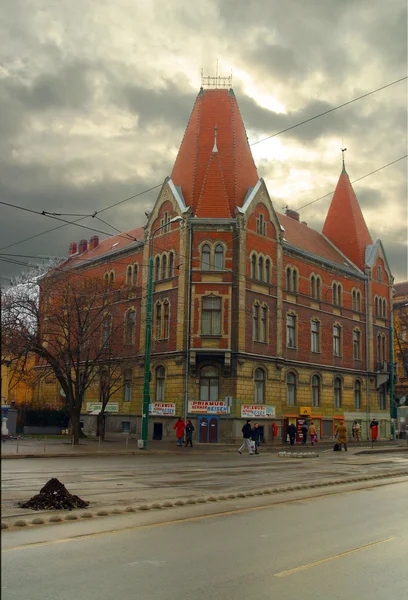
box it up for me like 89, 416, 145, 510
287, 346, 297, 350
253, 340, 268, 344
200, 334, 222, 339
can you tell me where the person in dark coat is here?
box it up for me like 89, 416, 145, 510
184, 420, 195, 447
251, 423, 261, 455
301, 422, 308, 445
238, 420, 254, 455
287, 423, 296, 445
370, 418, 379, 441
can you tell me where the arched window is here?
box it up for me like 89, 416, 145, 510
333, 325, 341, 356
287, 372, 296, 406
253, 304, 259, 341
162, 254, 167, 280
202, 244, 211, 271
124, 369, 133, 402
163, 301, 170, 338
132, 264, 138, 286
354, 380, 361, 409
356, 290, 361, 312
214, 244, 224, 271
287, 314, 296, 349
292, 269, 298, 292
382, 299, 387, 318
155, 303, 162, 339
312, 375, 320, 407
156, 366, 165, 401
125, 309, 136, 345
126, 265, 132, 286
258, 256, 264, 281
265, 259, 271, 283
109, 271, 115, 284
353, 329, 361, 360
334, 377, 342, 408
251, 254, 257, 279
286, 267, 291, 290
102, 314, 112, 345
332, 282, 337, 305
310, 275, 316, 299
316, 276, 321, 300
169, 252, 174, 278
352, 289, 356, 311
155, 256, 160, 281
254, 368, 265, 404
199, 365, 219, 402
104, 272, 109, 286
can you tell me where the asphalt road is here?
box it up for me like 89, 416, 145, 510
2, 480, 407, 600
2, 452, 408, 519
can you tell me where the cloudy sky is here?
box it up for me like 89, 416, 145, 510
0, 0, 407, 283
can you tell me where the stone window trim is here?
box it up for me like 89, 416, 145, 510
199, 241, 227, 272
333, 322, 342, 357
256, 212, 267, 236
286, 370, 297, 406
353, 327, 362, 361
201, 294, 222, 336
286, 310, 298, 350
310, 273, 322, 300
252, 300, 268, 343
285, 265, 299, 293
124, 306, 136, 345
332, 281, 343, 307
351, 287, 362, 312
153, 250, 177, 281
374, 295, 387, 318
310, 318, 321, 353
154, 298, 171, 340
104, 270, 115, 285
126, 263, 140, 287
249, 251, 272, 283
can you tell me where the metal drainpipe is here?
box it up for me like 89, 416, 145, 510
365, 277, 370, 440
183, 223, 192, 424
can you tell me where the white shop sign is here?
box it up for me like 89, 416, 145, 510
188, 401, 228, 414
149, 403, 176, 416
241, 405, 276, 419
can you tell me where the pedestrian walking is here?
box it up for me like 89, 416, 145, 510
173, 417, 186, 447
287, 423, 296, 445
308, 421, 318, 445
184, 420, 195, 447
370, 418, 379, 441
272, 421, 278, 441
301, 421, 308, 445
335, 420, 348, 451
352, 421, 360, 442
251, 423, 261, 454
238, 420, 254, 455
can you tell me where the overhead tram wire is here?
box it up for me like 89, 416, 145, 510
0, 76, 406, 256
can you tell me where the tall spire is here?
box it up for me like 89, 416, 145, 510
322, 161, 372, 270
171, 88, 259, 217
341, 147, 347, 172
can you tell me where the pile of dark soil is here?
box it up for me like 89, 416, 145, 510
18, 478, 89, 511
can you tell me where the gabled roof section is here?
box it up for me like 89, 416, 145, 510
365, 239, 392, 277
195, 150, 231, 218
322, 167, 372, 270
277, 213, 361, 273
171, 88, 259, 217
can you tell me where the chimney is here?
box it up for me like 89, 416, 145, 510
78, 239, 88, 254
89, 235, 99, 250
286, 209, 300, 222
68, 242, 77, 256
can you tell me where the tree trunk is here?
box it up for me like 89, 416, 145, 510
70, 408, 80, 445
97, 413, 105, 440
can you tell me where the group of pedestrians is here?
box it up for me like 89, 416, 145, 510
237, 420, 262, 455
172, 417, 194, 447
286, 421, 318, 446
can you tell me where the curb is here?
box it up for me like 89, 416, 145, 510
2, 469, 407, 531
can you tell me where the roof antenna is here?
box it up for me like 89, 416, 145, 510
341, 146, 347, 172
212, 124, 218, 153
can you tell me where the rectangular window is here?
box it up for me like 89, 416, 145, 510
122, 421, 131, 433
333, 325, 341, 356
311, 321, 320, 353
163, 303, 170, 338
202, 297, 221, 335
156, 304, 162, 339
353, 330, 361, 360
124, 370, 132, 402
253, 305, 259, 341
287, 315, 296, 349
379, 384, 387, 410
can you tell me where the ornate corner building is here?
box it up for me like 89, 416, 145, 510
40, 87, 395, 442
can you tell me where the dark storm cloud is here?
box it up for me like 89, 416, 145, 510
112, 81, 196, 129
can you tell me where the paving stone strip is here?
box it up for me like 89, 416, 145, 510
2, 469, 407, 531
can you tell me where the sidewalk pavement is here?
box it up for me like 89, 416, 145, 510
1, 436, 407, 459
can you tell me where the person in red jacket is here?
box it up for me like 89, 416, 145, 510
173, 417, 186, 446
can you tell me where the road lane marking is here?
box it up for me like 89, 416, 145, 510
274, 537, 395, 577
3, 481, 406, 553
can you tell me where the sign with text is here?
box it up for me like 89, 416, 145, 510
188, 401, 228, 414
299, 406, 312, 416
86, 403, 119, 413
241, 405, 276, 419
149, 403, 176, 416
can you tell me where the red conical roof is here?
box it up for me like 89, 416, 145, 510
322, 167, 372, 269
171, 88, 259, 217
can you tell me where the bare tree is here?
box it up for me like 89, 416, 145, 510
2, 269, 130, 444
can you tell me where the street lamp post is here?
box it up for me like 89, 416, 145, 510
389, 311, 395, 440
140, 216, 183, 449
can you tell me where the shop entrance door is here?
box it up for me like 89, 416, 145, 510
199, 417, 209, 443
208, 417, 218, 443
